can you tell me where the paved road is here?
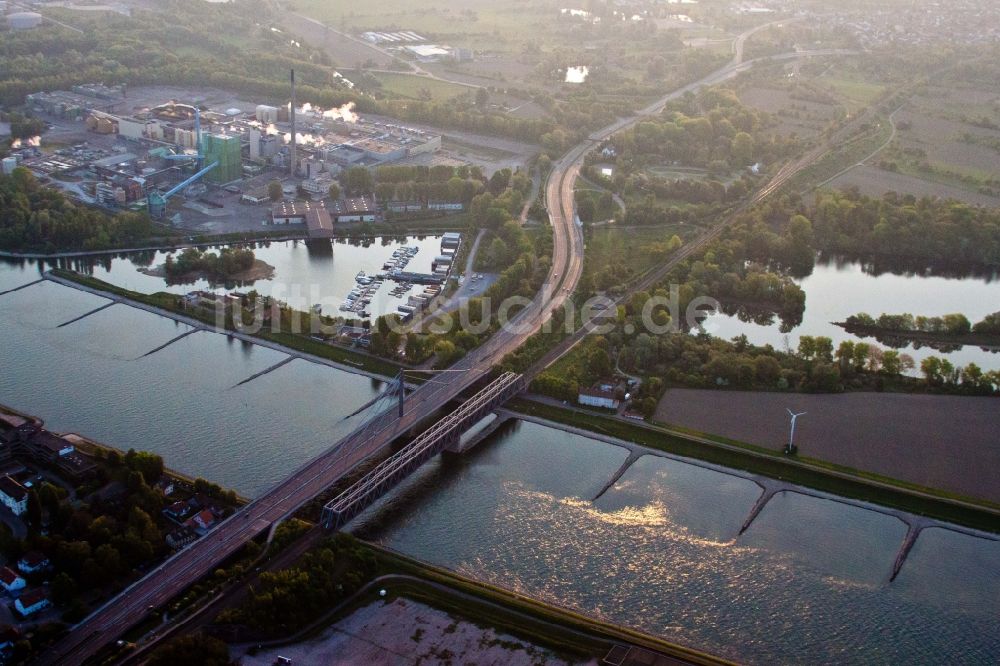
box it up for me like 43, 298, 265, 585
41, 25, 850, 666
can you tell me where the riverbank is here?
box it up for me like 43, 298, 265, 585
230, 539, 731, 666
0, 217, 470, 260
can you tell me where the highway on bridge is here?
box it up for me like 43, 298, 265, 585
43, 22, 840, 665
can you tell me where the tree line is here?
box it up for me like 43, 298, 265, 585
0, 168, 158, 252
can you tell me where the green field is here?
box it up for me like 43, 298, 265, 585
366, 71, 473, 101
290, 0, 555, 49
819, 77, 886, 110
582, 224, 692, 287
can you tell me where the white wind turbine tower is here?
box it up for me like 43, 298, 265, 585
785, 408, 806, 455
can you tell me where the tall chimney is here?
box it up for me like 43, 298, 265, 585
290, 69, 297, 177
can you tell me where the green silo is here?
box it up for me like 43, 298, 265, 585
202, 133, 242, 184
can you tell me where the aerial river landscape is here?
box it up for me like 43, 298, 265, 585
2, 256, 998, 664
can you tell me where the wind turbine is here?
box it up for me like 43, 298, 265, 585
785, 408, 806, 455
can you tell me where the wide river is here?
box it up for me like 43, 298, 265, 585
353, 419, 1000, 665
0, 261, 384, 497
2, 255, 998, 663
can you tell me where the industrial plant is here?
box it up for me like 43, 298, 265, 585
8, 74, 443, 226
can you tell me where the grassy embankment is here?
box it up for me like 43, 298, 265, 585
365, 543, 733, 665
49, 269, 403, 378
509, 398, 1000, 533
789, 111, 894, 190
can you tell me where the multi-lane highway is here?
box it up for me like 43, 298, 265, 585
43, 21, 846, 665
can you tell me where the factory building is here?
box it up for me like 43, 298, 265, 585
404, 44, 453, 63
202, 133, 242, 184
173, 127, 197, 149
256, 105, 279, 124
117, 117, 163, 141
330, 197, 378, 223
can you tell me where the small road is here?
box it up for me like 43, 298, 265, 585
518, 170, 542, 225
425, 229, 489, 316
815, 104, 904, 190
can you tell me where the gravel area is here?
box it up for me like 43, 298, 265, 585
239, 597, 591, 666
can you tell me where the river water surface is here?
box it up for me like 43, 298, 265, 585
353, 419, 1000, 665
0, 262, 384, 497
701, 256, 1000, 372
3, 259, 999, 663
4, 235, 445, 321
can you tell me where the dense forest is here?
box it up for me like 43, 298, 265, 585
811, 190, 1000, 267
581, 88, 803, 217
215, 534, 376, 636
0, 168, 158, 252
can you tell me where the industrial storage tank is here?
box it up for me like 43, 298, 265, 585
7, 12, 42, 30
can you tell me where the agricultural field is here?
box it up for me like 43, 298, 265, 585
738, 85, 840, 140
815, 76, 885, 111
825, 165, 1000, 207
288, 0, 564, 50
366, 71, 474, 101
821, 74, 1000, 204
656, 389, 1000, 505
287, 0, 739, 102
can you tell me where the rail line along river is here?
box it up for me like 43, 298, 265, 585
351, 419, 1000, 665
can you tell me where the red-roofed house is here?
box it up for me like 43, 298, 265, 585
0, 567, 25, 593
17, 551, 49, 575
14, 589, 50, 617
184, 509, 216, 534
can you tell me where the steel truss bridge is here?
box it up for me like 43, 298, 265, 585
322, 372, 524, 529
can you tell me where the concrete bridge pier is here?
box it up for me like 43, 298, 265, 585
444, 412, 512, 455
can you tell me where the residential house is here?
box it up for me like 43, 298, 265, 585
184, 508, 217, 535
155, 477, 176, 497
0, 476, 28, 516
578, 385, 621, 410
165, 526, 197, 549
0, 567, 25, 594
16, 551, 49, 575
164, 500, 191, 522
14, 589, 50, 617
